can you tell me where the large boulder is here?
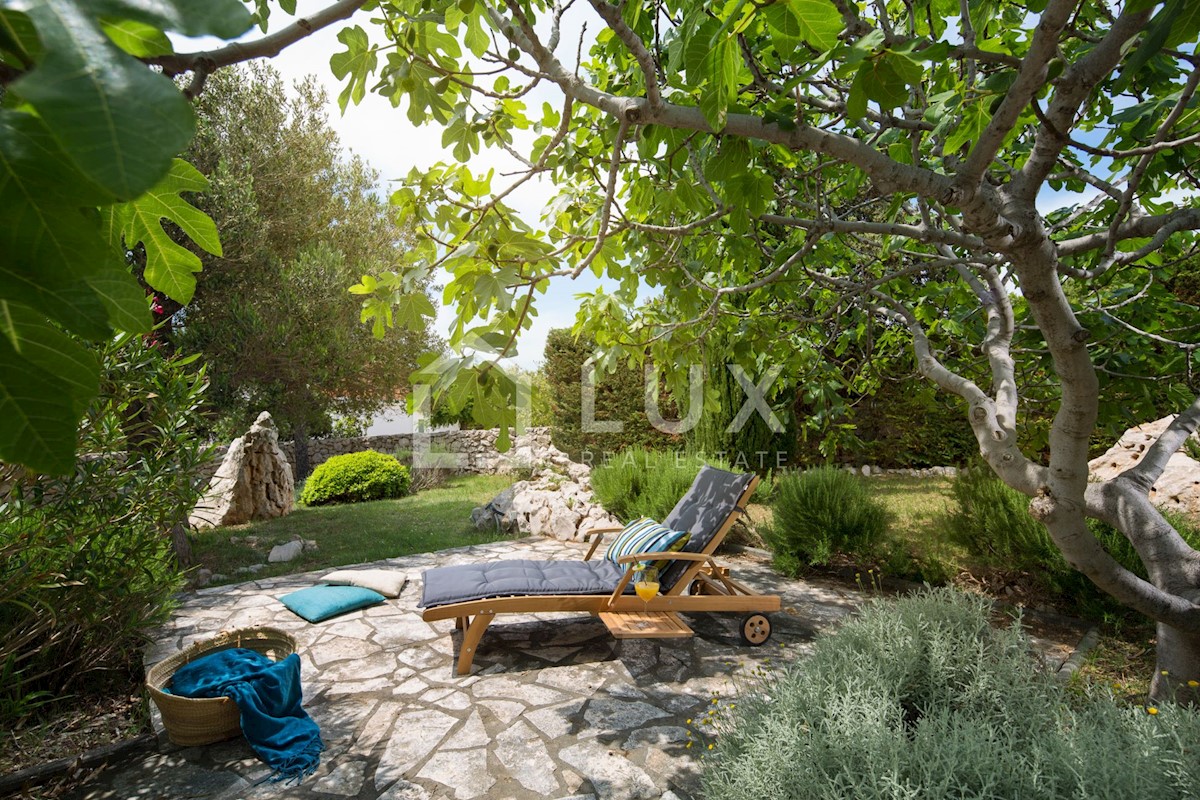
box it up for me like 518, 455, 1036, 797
1088, 415, 1200, 517
469, 484, 522, 533
189, 412, 296, 529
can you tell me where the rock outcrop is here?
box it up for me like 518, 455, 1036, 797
1088, 415, 1200, 517
471, 458, 620, 542
189, 412, 295, 529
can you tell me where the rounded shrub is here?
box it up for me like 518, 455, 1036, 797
703, 587, 1200, 800
299, 450, 410, 506
767, 466, 891, 569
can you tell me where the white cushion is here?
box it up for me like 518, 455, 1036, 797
321, 568, 408, 598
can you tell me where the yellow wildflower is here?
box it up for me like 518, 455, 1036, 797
1188, 680, 1199, 688
1147, 707, 1159, 716
1161, 670, 1170, 676
708, 744, 715, 750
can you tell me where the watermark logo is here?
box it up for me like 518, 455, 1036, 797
577, 448, 790, 471
410, 358, 787, 467
582, 362, 785, 435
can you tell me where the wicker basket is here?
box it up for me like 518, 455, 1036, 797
146, 627, 296, 746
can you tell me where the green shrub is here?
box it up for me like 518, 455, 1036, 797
299, 450, 410, 505
703, 587, 1200, 800
940, 460, 1064, 572
0, 334, 209, 727
591, 448, 720, 522
766, 467, 891, 569
1085, 509, 1200, 579
941, 463, 1200, 607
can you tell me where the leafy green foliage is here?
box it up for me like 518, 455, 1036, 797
689, 343, 796, 473
542, 329, 679, 461
0, 0, 250, 472
590, 448, 717, 523
793, 373, 980, 468
0, 333, 209, 727
341, 0, 1198, 578
943, 462, 1200, 609
703, 588, 1200, 799
767, 467, 892, 569
1083, 511, 1200, 587
101, 159, 221, 305
299, 450, 411, 506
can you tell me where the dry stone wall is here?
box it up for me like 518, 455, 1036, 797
197, 427, 559, 484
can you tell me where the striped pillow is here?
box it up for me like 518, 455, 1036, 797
605, 518, 690, 571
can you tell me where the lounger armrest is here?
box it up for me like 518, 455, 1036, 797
582, 526, 623, 560
615, 551, 712, 565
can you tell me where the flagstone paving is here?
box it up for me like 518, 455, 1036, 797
74, 537, 1091, 800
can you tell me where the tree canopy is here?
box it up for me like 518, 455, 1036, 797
0, 0, 368, 472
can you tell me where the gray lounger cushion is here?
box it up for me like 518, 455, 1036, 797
421, 559, 631, 608
660, 466, 754, 588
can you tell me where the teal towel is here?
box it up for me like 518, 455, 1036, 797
170, 648, 323, 783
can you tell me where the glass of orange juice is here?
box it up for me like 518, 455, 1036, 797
634, 566, 660, 608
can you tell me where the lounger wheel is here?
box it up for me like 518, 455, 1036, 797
740, 614, 771, 646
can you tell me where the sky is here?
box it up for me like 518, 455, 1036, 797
178, 0, 610, 370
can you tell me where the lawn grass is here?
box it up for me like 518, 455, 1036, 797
869, 474, 969, 579
190, 473, 514, 584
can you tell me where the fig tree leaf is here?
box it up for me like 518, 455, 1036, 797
847, 65, 869, 118
76, 0, 253, 38
789, 0, 843, 51
0, 300, 99, 416
0, 110, 124, 338
0, 9, 41, 65
15, 0, 194, 200
101, 159, 219, 304
330, 25, 377, 112
100, 18, 172, 56
0, 330, 80, 474
944, 102, 992, 154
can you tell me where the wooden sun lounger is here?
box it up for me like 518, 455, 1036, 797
421, 472, 780, 675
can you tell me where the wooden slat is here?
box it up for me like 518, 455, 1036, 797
598, 610, 694, 639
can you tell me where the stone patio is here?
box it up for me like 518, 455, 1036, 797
73, 537, 1091, 800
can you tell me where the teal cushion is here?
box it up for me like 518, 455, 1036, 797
279, 585, 386, 623
604, 517, 690, 571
